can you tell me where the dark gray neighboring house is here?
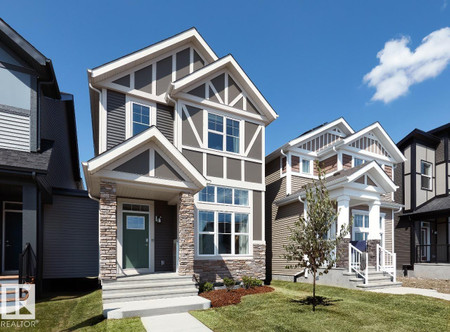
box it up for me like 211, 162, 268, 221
0, 18, 98, 294
395, 123, 450, 280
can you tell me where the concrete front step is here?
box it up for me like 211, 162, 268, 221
349, 275, 392, 283
104, 295, 211, 319
103, 286, 198, 304
112, 273, 192, 283
102, 279, 194, 292
356, 282, 403, 289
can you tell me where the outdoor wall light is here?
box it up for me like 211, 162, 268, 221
155, 216, 163, 224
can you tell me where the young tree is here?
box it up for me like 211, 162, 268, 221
284, 163, 350, 312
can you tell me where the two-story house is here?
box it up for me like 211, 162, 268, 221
395, 123, 450, 280
266, 118, 406, 288
82, 28, 277, 314
0, 19, 98, 295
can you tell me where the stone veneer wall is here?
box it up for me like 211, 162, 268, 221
367, 240, 380, 267
177, 192, 195, 276
99, 181, 117, 280
336, 239, 380, 268
194, 244, 266, 282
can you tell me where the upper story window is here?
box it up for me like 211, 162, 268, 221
421, 161, 432, 190
207, 113, 240, 153
132, 103, 151, 135
354, 158, 366, 167
198, 185, 249, 206
290, 155, 312, 175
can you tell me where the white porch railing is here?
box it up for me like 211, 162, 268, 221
348, 243, 369, 284
376, 244, 396, 282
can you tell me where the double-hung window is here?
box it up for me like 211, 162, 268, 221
302, 159, 311, 174
421, 161, 432, 190
198, 211, 250, 256
353, 213, 369, 241
354, 158, 366, 167
132, 103, 151, 135
208, 113, 240, 153
289, 155, 311, 175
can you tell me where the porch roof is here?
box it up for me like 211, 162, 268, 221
403, 195, 450, 218
83, 126, 207, 201
275, 161, 398, 206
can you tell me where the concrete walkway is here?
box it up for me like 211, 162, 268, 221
368, 287, 450, 301
141, 313, 212, 332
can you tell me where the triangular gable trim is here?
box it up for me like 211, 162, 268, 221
340, 123, 406, 162
345, 161, 397, 192
89, 28, 218, 83
85, 126, 207, 188
169, 55, 278, 123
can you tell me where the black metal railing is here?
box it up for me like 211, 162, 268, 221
415, 244, 450, 263
18, 242, 37, 285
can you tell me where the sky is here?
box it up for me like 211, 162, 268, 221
2, 1, 450, 181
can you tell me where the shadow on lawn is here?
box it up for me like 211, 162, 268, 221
291, 296, 343, 307
64, 314, 105, 331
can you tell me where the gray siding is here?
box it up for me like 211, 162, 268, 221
112, 74, 130, 87
0, 109, 30, 151
156, 104, 174, 143
245, 161, 262, 183
43, 194, 99, 278
176, 48, 190, 80
156, 56, 172, 96
187, 84, 205, 98
227, 158, 241, 180
106, 90, 126, 149
207, 154, 223, 178
114, 150, 149, 175
155, 151, 184, 181
135, 65, 153, 94
248, 130, 262, 160
211, 73, 225, 101
193, 50, 204, 71
253, 191, 263, 241
183, 149, 203, 174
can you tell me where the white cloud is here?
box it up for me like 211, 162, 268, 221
363, 27, 450, 103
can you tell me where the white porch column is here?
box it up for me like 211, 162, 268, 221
368, 200, 381, 240
337, 195, 350, 239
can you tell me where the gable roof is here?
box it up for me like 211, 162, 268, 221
397, 128, 441, 150
275, 161, 397, 206
168, 54, 278, 124
88, 27, 218, 84
0, 18, 60, 98
266, 117, 354, 162
83, 126, 207, 190
338, 122, 406, 162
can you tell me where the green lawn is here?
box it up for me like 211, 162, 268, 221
1, 290, 145, 332
192, 280, 450, 332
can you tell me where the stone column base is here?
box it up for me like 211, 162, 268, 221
336, 238, 350, 268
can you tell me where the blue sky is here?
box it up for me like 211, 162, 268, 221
3, 1, 450, 175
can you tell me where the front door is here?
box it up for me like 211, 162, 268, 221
420, 222, 430, 261
4, 211, 22, 272
123, 213, 149, 269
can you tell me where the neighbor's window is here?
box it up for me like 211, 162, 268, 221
132, 103, 151, 135
198, 211, 250, 256
354, 158, 366, 167
234, 189, 249, 206
302, 159, 311, 174
217, 187, 233, 204
207, 113, 240, 153
421, 161, 432, 190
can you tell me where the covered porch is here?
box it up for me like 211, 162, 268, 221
83, 127, 207, 280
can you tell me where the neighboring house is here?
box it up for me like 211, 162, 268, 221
0, 19, 98, 294
266, 118, 406, 288
395, 123, 450, 280
82, 28, 277, 294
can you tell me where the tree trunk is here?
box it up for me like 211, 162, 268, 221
313, 269, 316, 312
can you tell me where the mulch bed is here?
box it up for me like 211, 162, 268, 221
200, 286, 274, 307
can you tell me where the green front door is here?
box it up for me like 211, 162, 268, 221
123, 213, 149, 269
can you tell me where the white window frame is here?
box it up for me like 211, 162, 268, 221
196, 209, 251, 257
289, 154, 312, 175
197, 185, 249, 207
420, 160, 432, 190
352, 210, 370, 241
206, 111, 242, 154
125, 96, 156, 139
353, 157, 366, 167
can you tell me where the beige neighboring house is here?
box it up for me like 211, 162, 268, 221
265, 118, 406, 289
82, 28, 278, 315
